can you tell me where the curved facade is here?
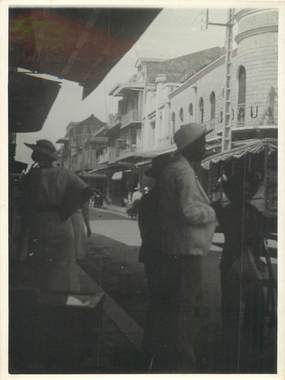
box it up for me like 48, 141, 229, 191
232, 8, 278, 127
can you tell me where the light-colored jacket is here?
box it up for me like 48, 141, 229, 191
158, 154, 217, 256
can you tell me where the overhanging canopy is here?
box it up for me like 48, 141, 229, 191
9, 8, 161, 98
201, 138, 277, 170
9, 72, 61, 133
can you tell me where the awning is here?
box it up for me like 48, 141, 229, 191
89, 164, 109, 175
9, 72, 61, 133
201, 138, 277, 170
9, 8, 161, 98
110, 150, 157, 164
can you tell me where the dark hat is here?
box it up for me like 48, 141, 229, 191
145, 154, 172, 178
174, 123, 212, 152
25, 139, 58, 161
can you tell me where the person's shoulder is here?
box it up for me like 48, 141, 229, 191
171, 154, 195, 176
162, 154, 185, 171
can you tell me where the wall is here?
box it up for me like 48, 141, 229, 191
232, 9, 278, 127
170, 59, 225, 139
105, 8, 278, 160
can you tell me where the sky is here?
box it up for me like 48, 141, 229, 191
15, 8, 227, 163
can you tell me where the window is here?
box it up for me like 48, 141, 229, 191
171, 112, 176, 133
179, 107, 184, 121
210, 92, 216, 128
199, 98, 204, 124
149, 120, 156, 147
189, 102, 193, 116
130, 128, 136, 146
237, 66, 246, 127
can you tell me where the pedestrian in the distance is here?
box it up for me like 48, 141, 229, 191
156, 123, 217, 371
127, 186, 142, 219
71, 184, 92, 262
19, 139, 93, 292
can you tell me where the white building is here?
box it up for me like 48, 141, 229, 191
94, 8, 278, 202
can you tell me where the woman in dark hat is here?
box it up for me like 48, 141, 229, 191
19, 140, 93, 292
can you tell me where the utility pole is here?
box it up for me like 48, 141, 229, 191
221, 9, 235, 151
201, 8, 235, 151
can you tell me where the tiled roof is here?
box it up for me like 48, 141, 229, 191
67, 114, 105, 131
74, 114, 105, 127
143, 46, 224, 84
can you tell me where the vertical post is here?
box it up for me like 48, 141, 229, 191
263, 145, 269, 217
106, 170, 112, 204
222, 9, 235, 152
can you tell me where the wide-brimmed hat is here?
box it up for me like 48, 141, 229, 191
145, 153, 173, 178
24, 139, 58, 161
174, 123, 212, 152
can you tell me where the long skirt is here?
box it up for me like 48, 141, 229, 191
28, 211, 80, 293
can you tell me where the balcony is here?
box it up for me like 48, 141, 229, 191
108, 113, 121, 129
121, 109, 142, 129
85, 136, 108, 147
97, 148, 110, 164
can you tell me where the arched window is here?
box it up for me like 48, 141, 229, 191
237, 66, 246, 127
189, 102, 193, 116
199, 98, 204, 124
210, 92, 216, 128
179, 107, 184, 122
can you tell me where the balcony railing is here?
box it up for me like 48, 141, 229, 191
108, 114, 121, 128
121, 109, 141, 129
97, 143, 139, 163
97, 149, 110, 164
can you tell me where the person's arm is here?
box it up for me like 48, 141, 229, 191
176, 166, 216, 225
81, 202, 92, 237
60, 170, 93, 221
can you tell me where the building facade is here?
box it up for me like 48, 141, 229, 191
57, 114, 106, 172
59, 8, 278, 204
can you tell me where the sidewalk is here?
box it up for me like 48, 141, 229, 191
101, 203, 128, 217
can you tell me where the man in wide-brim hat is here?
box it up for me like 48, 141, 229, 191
153, 122, 217, 371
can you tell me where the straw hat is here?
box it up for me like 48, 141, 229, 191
25, 139, 58, 161
174, 123, 212, 152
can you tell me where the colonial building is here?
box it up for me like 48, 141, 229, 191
62, 8, 278, 205
94, 47, 224, 204
162, 9, 278, 155
57, 114, 106, 172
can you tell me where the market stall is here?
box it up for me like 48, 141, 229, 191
202, 137, 277, 365
202, 137, 277, 220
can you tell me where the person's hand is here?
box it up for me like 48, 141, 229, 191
212, 191, 222, 203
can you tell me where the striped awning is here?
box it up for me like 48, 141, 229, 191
201, 138, 277, 170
